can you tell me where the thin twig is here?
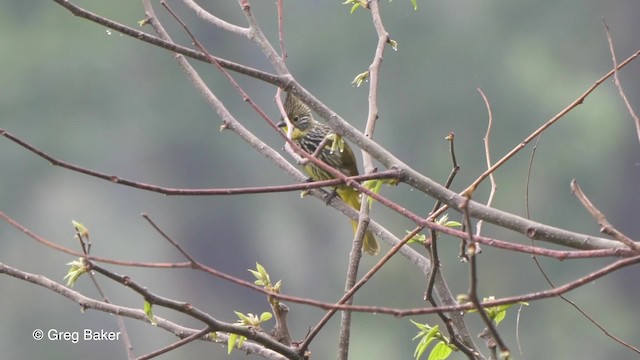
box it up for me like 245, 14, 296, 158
137, 327, 212, 360
237, 0, 288, 75
0, 127, 399, 195
475, 88, 496, 241
337, 223, 365, 360
425, 134, 455, 296
602, 18, 640, 144
461, 196, 510, 357
277, 0, 287, 60
141, 213, 199, 263
570, 180, 640, 251
423, 132, 478, 357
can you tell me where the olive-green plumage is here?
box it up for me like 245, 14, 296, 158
278, 94, 379, 255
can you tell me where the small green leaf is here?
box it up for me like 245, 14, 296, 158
273, 280, 282, 293
227, 333, 238, 354
71, 220, 90, 239
407, 231, 428, 244
494, 308, 507, 325
425, 324, 440, 340
411, 0, 418, 11
428, 342, 453, 360
416, 336, 436, 359
415, 340, 428, 359
351, 71, 370, 87
256, 263, 267, 277
260, 312, 273, 322
362, 179, 383, 207
143, 300, 157, 326
234, 311, 251, 324
444, 220, 462, 228
248, 269, 261, 279
64, 258, 88, 287
237, 335, 246, 348
249, 263, 272, 287
388, 39, 398, 51
410, 319, 430, 332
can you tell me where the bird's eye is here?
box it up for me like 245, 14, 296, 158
292, 116, 298, 123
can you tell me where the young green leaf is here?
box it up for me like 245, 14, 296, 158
143, 300, 157, 326
351, 71, 370, 87
227, 333, 238, 354
260, 312, 273, 322
71, 220, 90, 239
428, 342, 453, 360
64, 258, 87, 287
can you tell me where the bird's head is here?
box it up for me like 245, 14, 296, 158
277, 94, 314, 137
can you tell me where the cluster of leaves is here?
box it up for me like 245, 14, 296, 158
411, 298, 527, 360
227, 263, 279, 355
227, 311, 273, 354
411, 321, 455, 360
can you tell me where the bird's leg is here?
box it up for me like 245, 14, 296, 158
324, 187, 338, 205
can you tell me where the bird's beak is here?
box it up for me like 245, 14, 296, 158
277, 120, 288, 132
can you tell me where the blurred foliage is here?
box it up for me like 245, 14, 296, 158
1, 1, 639, 359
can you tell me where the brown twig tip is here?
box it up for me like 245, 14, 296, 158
571, 179, 640, 251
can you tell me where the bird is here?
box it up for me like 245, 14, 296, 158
277, 93, 379, 255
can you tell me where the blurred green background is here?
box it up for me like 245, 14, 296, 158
1, 1, 639, 359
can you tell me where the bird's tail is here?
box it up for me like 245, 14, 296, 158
350, 220, 379, 255
338, 187, 380, 256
